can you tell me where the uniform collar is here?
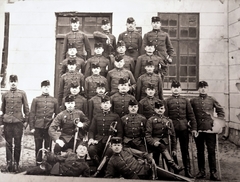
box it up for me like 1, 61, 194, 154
199, 94, 207, 98
172, 94, 180, 98
153, 29, 160, 32
42, 93, 49, 96
10, 88, 17, 92
102, 109, 110, 114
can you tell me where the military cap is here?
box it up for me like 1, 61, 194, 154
171, 80, 181, 88
102, 19, 110, 25
70, 81, 79, 88
127, 17, 135, 24
68, 43, 77, 49
65, 95, 75, 103
198, 81, 208, 88
96, 82, 106, 88
71, 17, 79, 23
152, 16, 161, 23
146, 40, 154, 47
9, 75, 18, 82
91, 62, 100, 69
111, 137, 122, 144
118, 77, 128, 85
155, 100, 164, 108
129, 99, 138, 106
115, 54, 124, 62
116, 40, 126, 48
94, 42, 103, 48
67, 59, 76, 65
41, 80, 50, 87
101, 95, 110, 103
145, 61, 154, 66
147, 82, 155, 90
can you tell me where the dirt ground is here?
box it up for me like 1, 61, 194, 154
0, 130, 239, 182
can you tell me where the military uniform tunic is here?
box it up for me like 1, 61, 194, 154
118, 30, 142, 60
60, 57, 86, 76
139, 96, 161, 119
109, 54, 135, 74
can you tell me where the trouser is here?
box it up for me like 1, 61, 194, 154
34, 128, 52, 163
4, 122, 23, 163
148, 140, 168, 165
175, 130, 191, 169
54, 137, 74, 154
194, 132, 217, 172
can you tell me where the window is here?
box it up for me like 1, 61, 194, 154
158, 13, 199, 90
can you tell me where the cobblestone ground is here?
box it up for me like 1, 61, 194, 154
0, 130, 240, 181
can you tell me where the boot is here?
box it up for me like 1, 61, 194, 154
13, 162, 19, 173
162, 150, 184, 173
196, 170, 206, 179
210, 171, 220, 181
1, 161, 13, 172
185, 168, 194, 178
92, 155, 100, 166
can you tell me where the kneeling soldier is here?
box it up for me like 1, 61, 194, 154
49, 95, 90, 154
145, 100, 184, 173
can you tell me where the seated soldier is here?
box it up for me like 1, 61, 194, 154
26, 144, 90, 177
105, 137, 155, 179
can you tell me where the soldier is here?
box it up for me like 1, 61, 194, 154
88, 96, 122, 167
84, 42, 111, 78
88, 82, 108, 122
111, 40, 135, 74
165, 80, 197, 178
26, 144, 90, 177
190, 81, 225, 181
58, 59, 84, 106
62, 17, 91, 61
142, 16, 174, 82
0, 75, 29, 172
118, 17, 142, 61
145, 100, 184, 173
121, 100, 147, 152
107, 54, 136, 96
60, 43, 85, 76
49, 95, 90, 154
134, 40, 165, 81
85, 63, 109, 100
105, 137, 154, 179
61, 82, 88, 116
93, 19, 116, 59
139, 83, 162, 119
29, 80, 59, 166
136, 60, 163, 101
111, 78, 137, 118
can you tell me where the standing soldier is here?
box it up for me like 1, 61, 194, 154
121, 100, 147, 152
190, 81, 225, 181
88, 82, 108, 122
61, 82, 88, 116
29, 80, 59, 166
49, 95, 90, 155
118, 17, 142, 61
85, 63, 109, 100
145, 100, 184, 173
60, 43, 86, 76
93, 19, 116, 59
112, 40, 135, 74
136, 60, 163, 101
58, 59, 84, 106
110, 78, 137, 118
88, 96, 122, 167
165, 80, 197, 178
142, 16, 174, 82
139, 83, 162, 119
107, 54, 136, 96
84, 42, 110, 78
0, 75, 29, 172
62, 17, 91, 61
135, 40, 165, 81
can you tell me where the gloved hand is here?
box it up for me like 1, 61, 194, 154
88, 138, 98, 146
77, 122, 84, 128
56, 139, 65, 147
154, 141, 160, 147
30, 129, 35, 133
192, 130, 198, 137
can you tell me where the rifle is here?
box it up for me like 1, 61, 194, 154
73, 118, 80, 152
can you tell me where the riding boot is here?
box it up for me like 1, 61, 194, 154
92, 155, 100, 166
1, 160, 13, 172
196, 170, 206, 179
210, 170, 220, 181
162, 150, 184, 173
184, 160, 194, 178
13, 162, 19, 173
